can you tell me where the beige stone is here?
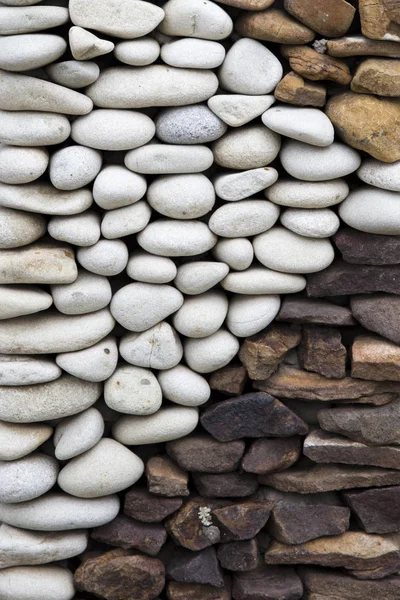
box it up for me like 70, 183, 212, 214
236, 9, 315, 44
359, 0, 400, 42
281, 45, 352, 85
0, 243, 77, 285
351, 335, 400, 381
284, 0, 355, 37
217, 0, 274, 7
327, 35, 400, 58
274, 72, 326, 107
351, 58, 400, 96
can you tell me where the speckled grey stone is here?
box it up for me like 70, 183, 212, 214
156, 104, 227, 144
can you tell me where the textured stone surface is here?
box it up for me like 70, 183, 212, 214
281, 45, 352, 85
166, 498, 228, 551
242, 437, 302, 475
193, 472, 258, 498
352, 59, 400, 96
299, 325, 346, 379
359, 0, 400, 42
236, 8, 315, 44
91, 515, 167, 556
351, 294, 400, 344
146, 456, 189, 497
343, 487, 400, 534
274, 72, 326, 107
217, 539, 260, 571
284, 0, 355, 37
166, 435, 245, 473
212, 501, 271, 542
335, 228, 400, 265
351, 335, 400, 381
167, 546, 224, 588
232, 565, 303, 600
300, 567, 400, 600
167, 580, 231, 600
124, 488, 183, 523
209, 365, 248, 396
277, 297, 355, 326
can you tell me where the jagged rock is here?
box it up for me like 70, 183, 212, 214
342, 487, 400, 534
166, 498, 228, 551
277, 297, 355, 327
124, 488, 183, 523
242, 437, 302, 475
274, 71, 326, 107
280, 45, 352, 85
193, 472, 258, 498
217, 539, 260, 571
91, 515, 167, 556
351, 294, 400, 344
232, 565, 303, 600
166, 546, 224, 588
351, 335, 400, 381
299, 325, 346, 379
212, 501, 272, 542
359, 0, 400, 42
166, 435, 245, 473
209, 365, 248, 396
335, 228, 400, 265
146, 456, 189, 497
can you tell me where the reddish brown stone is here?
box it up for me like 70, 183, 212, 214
166, 498, 228, 551
236, 8, 315, 44
274, 72, 327, 107
209, 364, 248, 396
167, 580, 231, 600
212, 501, 271, 542
335, 228, 400, 265
233, 565, 303, 600
146, 455, 189, 497
280, 45, 352, 85
328, 36, 400, 58
242, 437, 302, 475
124, 487, 183, 523
299, 325, 347, 379
343, 487, 400, 534
284, 0, 355, 37
277, 297, 355, 327
193, 472, 259, 498
351, 294, 400, 345
91, 515, 167, 556
166, 546, 224, 588
217, 539, 260, 572
166, 435, 245, 474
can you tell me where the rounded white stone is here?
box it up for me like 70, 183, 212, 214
54, 408, 105, 460
120, 322, 183, 370
69, 26, 114, 61
0, 453, 58, 503
159, 0, 232, 40
214, 168, 278, 201
0, 33, 66, 71
0, 242, 77, 285
0, 422, 53, 461
0, 286, 52, 320
125, 144, 213, 174
0, 111, 71, 146
127, 251, 177, 284
56, 336, 118, 383
48, 211, 100, 246
280, 140, 361, 181
137, 220, 217, 257
0, 6, 69, 35
111, 282, 183, 332
147, 174, 215, 220
162, 38, 225, 69
93, 165, 146, 210
339, 186, 400, 234
0, 355, 60, 386
77, 239, 128, 276
227, 294, 281, 338
357, 158, 400, 192
0, 145, 48, 185
172, 291, 229, 339
266, 178, 349, 208
0, 565, 75, 600
281, 208, 340, 238
71, 109, 155, 151
114, 37, 160, 66
208, 94, 275, 127
51, 270, 112, 316
50, 146, 102, 191
58, 438, 144, 498
0, 206, 45, 249
174, 261, 229, 295
184, 329, 240, 374
101, 200, 151, 240
157, 365, 211, 407
113, 406, 199, 445
105, 365, 162, 415
46, 60, 100, 89
0, 182, 93, 215
213, 238, 254, 271
262, 106, 335, 147
0, 492, 120, 530
209, 199, 280, 238
213, 125, 281, 169
155, 104, 227, 145
221, 267, 306, 294
219, 38, 283, 95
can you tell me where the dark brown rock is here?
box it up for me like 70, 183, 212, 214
146, 456, 189, 497
124, 487, 183, 523
277, 297, 355, 327
166, 435, 245, 473
209, 365, 248, 396
200, 392, 308, 442
74, 549, 165, 600
212, 501, 272, 542
280, 45, 352, 85
274, 72, 327, 107
167, 580, 231, 600
232, 565, 303, 600
335, 228, 400, 265
91, 515, 167, 556
166, 498, 228, 551
327, 36, 400, 58
236, 8, 315, 44
217, 539, 260, 571
343, 487, 400, 534
284, 0, 355, 37
238, 323, 302, 380
351, 334, 400, 381
166, 546, 224, 588
242, 437, 302, 475
351, 294, 400, 344
359, 0, 400, 42
298, 325, 347, 379
193, 472, 258, 498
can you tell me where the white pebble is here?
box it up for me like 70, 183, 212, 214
357, 158, 400, 192
221, 267, 306, 294
0, 355, 60, 387
101, 200, 151, 239
209, 199, 280, 237
0, 145, 48, 185
114, 37, 160, 66
262, 106, 335, 147
155, 104, 227, 144
0, 206, 45, 249
0, 242, 77, 285
45, 60, 100, 89
93, 165, 146, 210
174, 261, 229, 295
147, 174, 215, 219
227, 295, 281, 337
0, 33, 66, 71
173, 291, 229, 339
69, 26, 114, 61
213, 238, 254, 271
127, 251, 177, 284
0, 111, 71, 146
339, 186, 400, 234
162, 38, 225, 69
213, 125, 281, 169
0, 566, 75, 600
281, 208, 340, 238
0, 6, 69, 35
0, 421, 53, 461
48, 211, 100, 246
120, 322, 183, 370
214, 168, 278, 201
0, 182, 92, 215
159, 0, 232, 40
51, 270, 111, 315
105, 365, 162, 415
0, 286, 52, 320
50, 146, 102, 191
157, 365, 211, 407
125, 144, 213, 174
56, 336, 118, 383
137, 220, 217, 257
266, 178, 349, 208
0, 453, 58, 503
54, 408, 105, 460
77, 239, 128, 276
184, 329, 240, 373
208, 94, 275, 127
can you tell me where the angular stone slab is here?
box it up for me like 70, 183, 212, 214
0, 243, 77, 284
233, 565, 303, 600
91, 515, 167, 557
299, 325, 346, 379
343, 487, 400, 534
351, 294, 400, 345
351, 335, 400, 381
300, 567, 400, 600
277, 297, 355, 326
335, 228, 400, 265
166, 434, 245, 473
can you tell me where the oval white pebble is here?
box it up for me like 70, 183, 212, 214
213, 238, 254, 271
209, 200, 280, 238
125, 144, 214, 174
114, 37, 160, 66
50, 145, 102, 191
262, 106, 335, 147
101, 200, 151, 240
357, 158, 400, 192
281, 208, 340, 238
221, 267, 306, 294
162, 38, 225, 69
147, 174, 215, 219
56, 336, 118, 383
93, 165, 146, 210
157, 365, 211, 407
266, 178, 349, 208
0, 6, 69, 35
0, 566, 75, 600
184, 329, 240, 373
227, 294, 281, 337
159, 0, 232, 40
0, 453, 58, 503
214, 168, 278, 202
0, 355, 60, 386
0, 206, 46, 249
137, 220, 217, 257
77, 239, 128, 276
174, 261, 229, 295
339, 187, 400, 234
51, 270, 111, 315
213, 125, 281, 170
172, 291, 229, 339
0, 145, 48, 184
0, 33, 66, 72
45, 60, 100, 89
105, 365, 162, 415
127, 251, 177, 284
0, 421, 53, 461
0, 286, 52, 320
48, 211, 101, 246
54, 408, 105, 460
0, 111, 71, 146
0, 182, 93, 216
120, 322, 183, 370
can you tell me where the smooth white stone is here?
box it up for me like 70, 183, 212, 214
214, 168, 278, 201
137, 220, 217, 257
54, 408, 104, 460
0, 309, 115, 354
219, 38, 283, 95
253, 226, 335, 274
77, 239, 128, 276
0, 6, 69, 35
227, 295, 281, 338
0, 111, 71, 146
162, 38, 225, 69
0, 524, 88, 569
221, 267, 306, 294
0, 566, 75, 600
125, 144, 213, 174
0, 356, 60, 386
281, 208, 340, 238
101, 200, 151, 240
147, 174, 215, 220
208, 94, 275, 127
0, 453, 58, 503
0, 286, 52, 320
86, 66, 219, 108
174, 261, 229, 295
0, 206, 45, 249
213, 125, 281, 169
114, 38, 160, 66
111, 282, 183, 332
93, 165, 146, 210
262, 106, 335, 147
280, 140, 361, 181
357, 158, 400, 192
209, 199, 280, 238
157, 365, 211, 407
70, 0, 164, 39
50, 146, 102, 191
0, 182, 92, 216
51, 270, 112, 315
266, 178, 349, 208
172, 291, 229, 339
105, 365, 162, 415
72, 109, 155, 151
56, 336, 118, 383
0, 243, 78, 285
0, 146, 48, 184
1, 0, 43, 4
120, 322, 183, 370
46, 60, 100, 89
159, 0, 232, 40
48, 211, 100, 246
0, 492, 120, 530
184, 329, 240, 373
113, 406, 199, 445
213, 238, 254, 271
155, 104, 227, 145
0, 33, 66, 72
339, 187, 400, 234
58, 438, 144, 498
0, 422, 53, 461
127, 252, 177, 283
69, 26, 114, 61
